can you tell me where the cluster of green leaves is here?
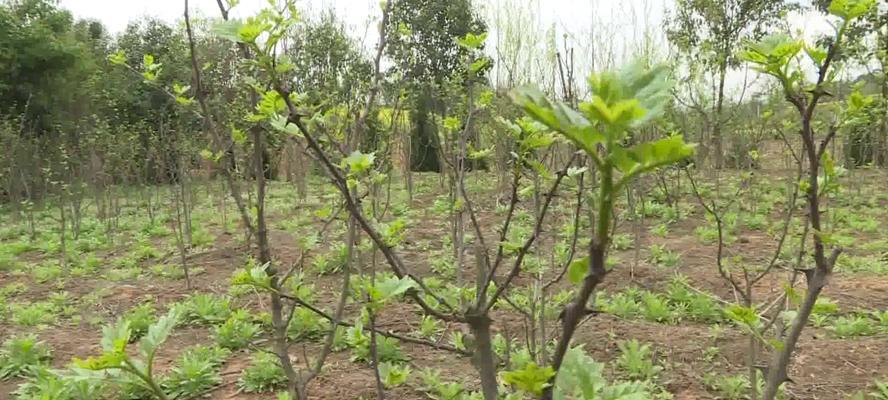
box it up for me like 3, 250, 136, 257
703, 373, 754, 400
74, 309, 181, 399
514, 63, 694, 194
12, 367, 106, 400
418, 368, 475, 400
174, 293, 232, 325
616, 339, 663, 381
503, 346, 649, 399
648, 244, 681, 268
162, 345, 230, 399
598, 281, 723, 324
286, 307, 328, 342
122, 302, 157, 340
238, 352, 288, 393
215, 310, 262, 350
345, 320, 407, 364
9, 300, 59, 327
379, 361, 412, 389
0, 335, 53, 380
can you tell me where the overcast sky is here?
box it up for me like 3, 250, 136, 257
58, 0, 838, 97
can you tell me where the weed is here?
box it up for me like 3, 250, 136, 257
216, 310, 262, 350
32, 263, 63, 283
703, 373, 750, 400
163, 350, 222, 399
10, 301, 57, 327
418, 315, 443, 339
649, 244, 680, 267
238, 352, 287, 393
176, 293, 231, 325
122, 302, 156, 340
379, 361, 411, 388
616, 339, 662, 381
641, 292, 674, 323
831, 315, 876, 338
286, 307, 327, 342
0, 335, 53, 379
612, 233, 634, 250
602, 291, 641, 318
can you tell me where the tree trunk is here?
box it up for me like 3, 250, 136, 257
468, 312, 498, 400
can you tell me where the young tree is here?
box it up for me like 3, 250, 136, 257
739, 0, 877, 398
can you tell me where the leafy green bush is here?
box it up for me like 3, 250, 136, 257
286, 307, 327, 342
74, 309, 181, 400
641, 293, 673, 323
180, 344, 231, 368
32, 263, 63, 283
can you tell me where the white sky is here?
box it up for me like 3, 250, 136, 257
59, 0, 839, 98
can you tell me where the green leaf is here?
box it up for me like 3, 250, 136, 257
805, 45, 828, 67
139, 309, 180, 360
468, 146, 494, 160
370, 276, 416, 303
554, 346, 606, 400
269, 115, 302, 136
584, 62, 673, 128
612, 135, 695, 179
567, 257, 590, 285
739, 34, 803, 76
73, 351, 127, 370
231, 265, 273, 290
238, 18, 270, 43
469, 57, 490, 73
211, 19, 245, 43
456, 32, 487, 49
828, 0, 876, 20
822, 150, 836, 178
725, 305, 760, 329
502, 362, 556, 396
512, 87, 601, 156
342, 151, 375, 174
108, 50, 127, 65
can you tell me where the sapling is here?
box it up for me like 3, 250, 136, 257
74, 309, 181, 400
739, 1, 877, 397
513, 62, 695, 397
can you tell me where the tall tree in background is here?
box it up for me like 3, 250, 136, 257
386, 0, 486, 171
667, 0, 788, 168
0, 0, 85, 133
287, 11, 372, 108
